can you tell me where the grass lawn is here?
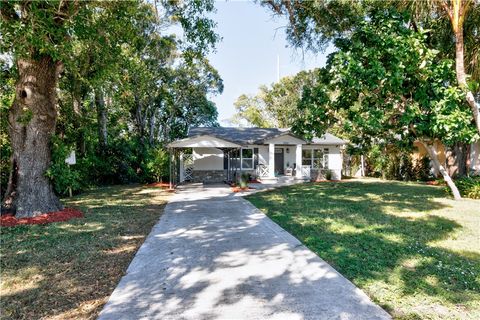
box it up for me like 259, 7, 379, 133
0, 184, 169, 320
246, 179, 480, 319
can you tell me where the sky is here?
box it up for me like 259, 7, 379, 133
207, 1, 332, 126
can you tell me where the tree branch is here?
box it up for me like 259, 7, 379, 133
0, 1, 20, 21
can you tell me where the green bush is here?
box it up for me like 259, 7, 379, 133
238, 172, 249, 188
1, 76, 14, 193
366, 145, 431, 182
46, 138, 83, 196
142, 146, 169, 183
46, 136, 173, 194
445, 176, 480, 199
412, 156, 432, 181
325, 169, 333, 180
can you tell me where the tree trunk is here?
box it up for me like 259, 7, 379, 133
148, 111, 156, 146
452, 5, 480, 134
134, 97, 147, 143
95, 89, 108, 148
2, 57, 63, 217
420, 140, 462, 200
72, 90, 87, 156
446, 142, 468, 178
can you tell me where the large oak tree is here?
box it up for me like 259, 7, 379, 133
0, 0, 218, 217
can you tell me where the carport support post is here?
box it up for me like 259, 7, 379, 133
268, 143, 275, 178
234, 148, 238, 182
295, 144, 302, 179
169, 148, 173, 189
227, 149, 232, 182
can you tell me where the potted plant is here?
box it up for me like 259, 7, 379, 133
239, 173, 249, 189
325, 169, 333, 180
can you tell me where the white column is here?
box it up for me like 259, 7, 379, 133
268, 143, 275, 178
179, 152, 184, 182
295, 144, 302, 179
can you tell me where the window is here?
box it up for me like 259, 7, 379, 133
230, 149, 241, 169
302, 149, 312, 166
323, 149, 329, 169
313, 149, 324, 169
303, 148, 329, 169
241, 148, 253, 169
230, 148, 253, 170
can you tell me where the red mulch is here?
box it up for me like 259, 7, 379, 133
146, 182, 176, 192
232, 186, 256, 192
425, 180, 445, 186
146, 182, 171, 188
0, 208, 84, 227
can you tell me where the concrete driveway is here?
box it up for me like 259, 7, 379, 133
98, 184, 390, 320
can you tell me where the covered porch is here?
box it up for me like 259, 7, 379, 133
166, 136, 312, 187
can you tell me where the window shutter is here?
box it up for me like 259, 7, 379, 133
254, 148, 259, 168
224, 151, 228, 170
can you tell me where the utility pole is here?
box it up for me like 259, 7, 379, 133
277, 54, 280, 82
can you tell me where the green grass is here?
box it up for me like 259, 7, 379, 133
246, 179, 480, 319
0, 185, 169, 320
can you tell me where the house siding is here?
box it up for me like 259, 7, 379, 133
189, 144, 344, 180
192, 148, 224, 170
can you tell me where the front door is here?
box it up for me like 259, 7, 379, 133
274, 148, 284, 175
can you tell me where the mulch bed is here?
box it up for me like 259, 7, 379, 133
146, 182, 176, 192
425, 180, 445, 186
0, 208, 84, 227
146, 182, 171, 188
232, 186, 256, 192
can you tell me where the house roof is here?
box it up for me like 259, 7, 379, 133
186, 127, 346, 146
310, 133, 347, 145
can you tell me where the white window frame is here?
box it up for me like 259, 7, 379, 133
303, 148, 329, 170
230, 148, 254, 170
302, 149, 312, 167
241, 148, 254, 169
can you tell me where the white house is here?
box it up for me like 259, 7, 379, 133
167, 127, 346, 184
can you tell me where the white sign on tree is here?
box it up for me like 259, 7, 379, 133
65, 150, 76, 165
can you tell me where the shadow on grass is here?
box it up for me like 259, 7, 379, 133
246, 180, 480, 316
0, 184, 169, 320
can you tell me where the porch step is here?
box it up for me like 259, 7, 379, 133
259, 175, 304, 185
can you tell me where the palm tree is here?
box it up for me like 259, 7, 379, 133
401, 0, 480, 134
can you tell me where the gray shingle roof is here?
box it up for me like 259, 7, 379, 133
310, 133, 347, 145
188, 127, 346, 145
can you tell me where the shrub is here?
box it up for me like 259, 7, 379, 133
238, 173, 249, 188
445, 176, 480, 199
412, 156, 432, 181
325, 169, 333, 180
142, 147, 169, 183
46, 134, 173, 194
46, 138, 83, 196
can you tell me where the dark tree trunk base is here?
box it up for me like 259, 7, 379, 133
2, 57, 63, 218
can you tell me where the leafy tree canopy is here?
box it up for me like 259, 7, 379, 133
231, 70, 316, 127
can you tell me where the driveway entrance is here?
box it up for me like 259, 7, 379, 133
98, 184, 390, 320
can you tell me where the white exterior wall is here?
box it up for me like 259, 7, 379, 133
190, 144, 343, 179
192, 147, 224, 170
284, 147, 296, 167
258, 146, 269, 165
303, 145, 343, 180
249, 145, 298, 169
471, 141, 480, 173
245, 145, 269, 165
